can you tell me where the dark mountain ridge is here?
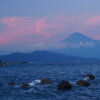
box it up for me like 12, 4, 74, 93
0, 50, 99, 62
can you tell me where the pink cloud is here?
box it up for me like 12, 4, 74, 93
34, 17, 47, 32
0, 15, 100, 48
0, 17, 64, 46
84, 16, 100, 27
55, 15, 100, 40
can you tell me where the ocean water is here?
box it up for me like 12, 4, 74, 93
0, 62, 100, 100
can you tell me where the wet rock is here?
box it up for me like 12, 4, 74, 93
41, 78, 52, 84
8, 82, 16, 86
57, 81, 72, 91
76, 80, 90, 87
85, 74, 95, 80
20, 83, 30, 88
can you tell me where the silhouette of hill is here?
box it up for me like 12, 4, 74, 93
0, 50, 98, 62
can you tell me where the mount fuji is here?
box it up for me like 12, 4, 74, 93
53, 33, 100, 59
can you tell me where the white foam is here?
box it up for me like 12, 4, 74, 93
29, 79, 41, 86
83, 77, 90, 81
29, 82, 35, 86
34, 79, 41, 84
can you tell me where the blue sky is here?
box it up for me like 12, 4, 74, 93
0, 0, 100, 18
0, 0, 100, 54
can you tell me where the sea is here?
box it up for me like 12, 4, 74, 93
0, 62, 100, 100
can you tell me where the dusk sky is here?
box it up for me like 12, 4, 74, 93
0, 0, 100, 55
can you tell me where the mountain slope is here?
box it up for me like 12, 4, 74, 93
0, 50, 98, 62
54, 33, 100, 58
62, 33, 98, 43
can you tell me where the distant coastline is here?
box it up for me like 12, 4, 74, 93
0, 51, 99, 65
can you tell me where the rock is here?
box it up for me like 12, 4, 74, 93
20, 83, 30, 88
0, 61, 9, 66
41, 78, 52, 84
85, 74, 95, 80
57, 81, 72, 91
76, 80, 90, 87
8, 82, 16, 86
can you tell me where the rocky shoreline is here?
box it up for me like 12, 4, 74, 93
0, 60, 28, 67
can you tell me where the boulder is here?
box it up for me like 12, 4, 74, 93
85, 74, 95, 80
41, 78, 52, 84
8, 82, 16, 86
20, 83, 30, 88
76, 80, 90, 87
57, 81, 72, 91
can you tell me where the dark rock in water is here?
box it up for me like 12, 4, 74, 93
20, 83, 30, 88
85, 74, 95, 80
76, 80, 90, 87
8, 82, 16, 86
41, 78, 52, 84
57, 81, 72, 91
